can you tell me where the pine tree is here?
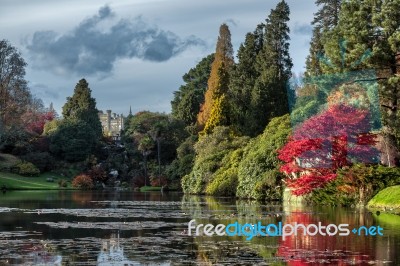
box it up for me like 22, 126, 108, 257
229, 24, 264, 136
305, 0, 342, 77
322, 0, 400, 165
251, 0, 293, 135
197, 24, 234, 132
62, 79, 102, 138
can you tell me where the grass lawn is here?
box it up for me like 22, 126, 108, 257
0, 171, 71, 190
373, 213, 400, 227
368, 185, 400, 210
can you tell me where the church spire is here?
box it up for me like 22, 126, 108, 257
129, 105, 132, 116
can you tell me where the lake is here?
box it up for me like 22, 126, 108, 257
0, 190, 399, 265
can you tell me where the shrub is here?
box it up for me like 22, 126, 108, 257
205, 148, 244, 196
87, 166, 108, 183
150, 175, 168, 187
121, 181, 130, 188
72, 174, 94, 190
237, 115, 291, 200
0, 153, 21, 172
206, 168, 238, 196
21, 152, 54, 172
182, 126, 249, 194
58, 179, 68, 188
132, 175, 146, 188
15, 161, 40, 177
309, 164, 400, 206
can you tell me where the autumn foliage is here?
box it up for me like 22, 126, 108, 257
197, 24, 233, 132
72, 174, 94, 190
278, 104, 378, 195
22, 111, 55, 135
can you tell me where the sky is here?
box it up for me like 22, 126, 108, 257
0, 0, 317, 116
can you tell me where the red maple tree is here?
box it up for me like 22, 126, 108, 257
278, 104, 378, 195
22, 111, 55, 135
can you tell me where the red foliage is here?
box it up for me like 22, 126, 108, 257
132, 176, 146, 188
72, 174, 94, 190
87, 166, 108, 183
150, 175, 168, 187
277, 208, 376, 264
278, 104, 378, 195
22, 111, 55, 135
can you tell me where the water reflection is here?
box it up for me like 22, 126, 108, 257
277, 203, 386, 265
98, 233, 143, 266
22, 241, 62, 266
0, 191, 399, 265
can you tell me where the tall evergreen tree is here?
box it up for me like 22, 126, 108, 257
62, 79, 102, 138
171, 54, 214, 126
229, 24, 264, 136
197, 24, 234, 133
322, 0, 400, 165
251, 0, 293, 135
305, 0, 342, 77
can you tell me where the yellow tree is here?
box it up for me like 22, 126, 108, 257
197, 24, 233, 132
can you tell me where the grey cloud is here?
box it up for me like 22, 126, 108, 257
31, 83, 60, 100
26, 5, 205, 76
292, 23, 313, 35
224, 18, 238, 27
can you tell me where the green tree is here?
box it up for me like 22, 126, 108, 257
171, 54, 214, 126
124, 111, 187, 181
305, 0, 342, 77
322, 0, 400, 165
229, 24, 264, 136
197, 24, 234, 133
252, 0, 293, 135
62, 79, 102, 138
166, 135, 197, 188
49, 119, 98, 162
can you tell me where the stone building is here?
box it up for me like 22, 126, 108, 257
98, 110, 124, 137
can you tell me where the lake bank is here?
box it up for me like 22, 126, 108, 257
368, 185, 400, 214
0, 172, 71, 190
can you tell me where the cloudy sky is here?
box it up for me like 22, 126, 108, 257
0, 0, 317, 116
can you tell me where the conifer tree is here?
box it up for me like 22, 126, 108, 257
197, 24, 234, 132
305, 0, 342, 77
62, 79, 102, 138
251, 0, 293, 135
322, 0, 400, 165
229, 24, 264, 136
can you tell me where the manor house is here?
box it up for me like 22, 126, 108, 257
98, 110, 124, 137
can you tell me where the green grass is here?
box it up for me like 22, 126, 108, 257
140, 186, 161, 192
0, 171, 71, 190
368, 185, 400, 210
373, 213, 400, 227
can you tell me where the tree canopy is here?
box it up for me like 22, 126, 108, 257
62, 78, 102, 138
197, 24, 234, 133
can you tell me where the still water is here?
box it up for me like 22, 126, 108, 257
0, 190, 399, 265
